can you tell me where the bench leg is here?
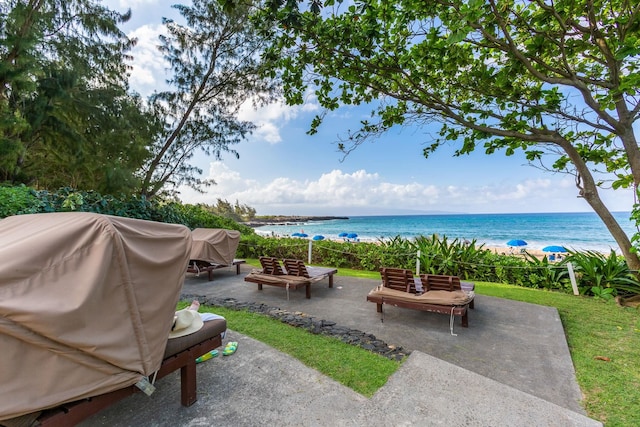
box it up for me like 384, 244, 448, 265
376, 303, 383, 313
305, 284, 311, 299
236, 264, 241, 274
258, 283, 263, 291
461, 311, 469, 327
470, 299, 475, 309
181, 358, 197, 406
328, 274, 334, 288
208, 268, 213, 281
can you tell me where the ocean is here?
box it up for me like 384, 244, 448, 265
254, 212, 638, 253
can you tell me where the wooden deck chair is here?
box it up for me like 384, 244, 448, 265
281, 259, 338, 288
258, 256, 286, 275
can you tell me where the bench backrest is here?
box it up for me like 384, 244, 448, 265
282, 259, 309, 277
259, 256, 285, 275
420, 274, 462, 291
380, 268, 417, 293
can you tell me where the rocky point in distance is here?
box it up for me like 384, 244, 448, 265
243, 215, 348, 227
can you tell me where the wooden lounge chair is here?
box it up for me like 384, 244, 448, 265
186, 228, 244, 281
187, 258, 246, 281
259, 256, 286, 275
367, 268, 475, 333
28, 319, 227, 427
243, 257, 329, 299
281, 259, 338, 288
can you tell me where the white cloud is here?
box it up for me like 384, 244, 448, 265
176, 162, 639, 215
125, 24, 169, 96
238, 92, 319, 144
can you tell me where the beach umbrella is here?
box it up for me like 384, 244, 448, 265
507, 239, 527, 247
542, 245, 567, 253
312, 235, 325, 241
298, 233, 309, 238
347, 233, 358, 240
338, 232, 348, 237
291, 232, 302, 237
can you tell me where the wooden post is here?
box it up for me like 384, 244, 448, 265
567, 262, 579, 295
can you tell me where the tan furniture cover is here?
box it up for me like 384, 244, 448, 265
190, 228, 240, 265
0, 212, 192, 421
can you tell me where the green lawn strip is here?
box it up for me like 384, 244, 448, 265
177, 302, 400, 397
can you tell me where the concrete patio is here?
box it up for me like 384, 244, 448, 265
83, 264, 601, 426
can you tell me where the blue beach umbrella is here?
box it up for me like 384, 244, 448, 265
338, 232, 349, 237
312, 235, 325, 241
298, 233, 309, 238
291, 232, 302, 237
542, 245, 567, 253
347, 233, 358, 239
507, 239, 527, 247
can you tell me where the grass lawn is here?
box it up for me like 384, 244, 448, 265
189, 263, 640, 426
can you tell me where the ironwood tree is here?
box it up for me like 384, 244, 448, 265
0, 0, 153, 193
139, 0, 280, 198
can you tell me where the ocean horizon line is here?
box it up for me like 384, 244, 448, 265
254, 212, 636, 253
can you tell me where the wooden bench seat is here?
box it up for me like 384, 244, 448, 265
367, 268, 474, 329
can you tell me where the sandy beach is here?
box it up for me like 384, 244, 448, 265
485, 246, 550, 259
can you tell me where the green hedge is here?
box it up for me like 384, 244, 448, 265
0, 186, 252, 234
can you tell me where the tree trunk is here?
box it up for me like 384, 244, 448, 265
560, 139, 640, 270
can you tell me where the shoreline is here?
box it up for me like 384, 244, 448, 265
255, 231, 572, 259
244, 216, 348, 228
249, 213, 627, 255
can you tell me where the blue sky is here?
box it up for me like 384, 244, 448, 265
106, 0, 635, 216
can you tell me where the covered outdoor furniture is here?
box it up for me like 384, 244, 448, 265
186, 228, 245, 281
244, 257, 337, 299
367, 268, 475, 332
0, 213, 226, 426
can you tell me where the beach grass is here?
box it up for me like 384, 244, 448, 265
194, 264, 639, 425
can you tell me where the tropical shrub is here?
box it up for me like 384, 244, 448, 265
0, 186, 252, 234
0, 185, 42, 217
564, 250, 640, 297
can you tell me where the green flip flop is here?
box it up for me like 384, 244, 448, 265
195, 349, 218, 363
222, 341, 238, 356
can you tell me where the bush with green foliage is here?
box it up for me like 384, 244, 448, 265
0, 185, 42, 217
0, 186, 252, 234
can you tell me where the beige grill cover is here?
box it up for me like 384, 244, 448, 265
0, 212, 192, 420
190, 228, 240, 265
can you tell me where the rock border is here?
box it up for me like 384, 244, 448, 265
182, 293, 409, 361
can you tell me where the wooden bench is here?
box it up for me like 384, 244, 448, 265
243, 257, 337, 299
367, 268, 474, 328
23, 319, 226, 427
